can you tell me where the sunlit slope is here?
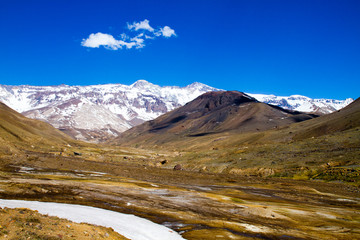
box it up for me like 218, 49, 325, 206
115, 91, 318, 147
175, 98, 359, 181
226, 96, 360, 145
113, 94, 359, 180
0, 102, 79, 155
291, 97, 360, 140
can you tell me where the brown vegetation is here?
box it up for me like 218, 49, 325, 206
0, 207, 128, 239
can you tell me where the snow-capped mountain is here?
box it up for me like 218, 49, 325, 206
0, 80, 218, 142
248, 93, 354, 114
0, 80, 353, 142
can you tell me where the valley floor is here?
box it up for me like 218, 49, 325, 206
0, 154, 359, 240
0, 199, 183, 240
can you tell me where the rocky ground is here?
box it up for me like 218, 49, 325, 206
0, 154, 359, 240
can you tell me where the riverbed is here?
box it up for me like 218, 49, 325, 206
1, 161, 359, 239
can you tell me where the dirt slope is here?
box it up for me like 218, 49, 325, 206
291, 97, 360, 140
0, 102, 81, 155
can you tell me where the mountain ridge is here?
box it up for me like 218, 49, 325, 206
114, 91, 319, 146
0, 80, 353, 142
0, 80, 218, 142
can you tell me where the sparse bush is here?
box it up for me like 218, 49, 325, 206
26, 216, 41, 223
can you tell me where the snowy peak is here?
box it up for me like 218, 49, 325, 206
184, 82, 218, 92
0, 81, 219, 142
0, 80, 353, 142
249, 93, 354, 114
130, 79, 157, 89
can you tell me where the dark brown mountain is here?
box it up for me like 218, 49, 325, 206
114, 91, 318, 146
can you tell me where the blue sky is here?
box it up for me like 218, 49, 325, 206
0, 0, 359, 99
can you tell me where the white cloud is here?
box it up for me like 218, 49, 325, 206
120, 33, 130, 41
81, 32, 140, 50
81, 32, 121, 50
145, 35, 154, 39
130, 34, 146, 49
82, 19, 176, 51
159, 26, 176, 37
127, 19, 154, 32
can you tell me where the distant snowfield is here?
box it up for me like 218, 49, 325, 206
0, 199, 185, 240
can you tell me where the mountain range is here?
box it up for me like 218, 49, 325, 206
0, 80, 353, 142
0, 81, 217, 141
115, 91, 318, 146
115, 91, 359, 149
0, 88, 359, 180
250, 93, 353, 114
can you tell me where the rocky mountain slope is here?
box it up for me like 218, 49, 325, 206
115, 91, 318, 146
0, 80, 353, 142
0, 81, 217, 142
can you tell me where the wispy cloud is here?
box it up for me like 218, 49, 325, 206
81, 19, 176, 50
159, 26, 176, 38
127, 19, 154, 32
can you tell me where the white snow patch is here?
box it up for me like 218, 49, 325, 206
0, 199, 185, 240
236, 223, 270, 233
